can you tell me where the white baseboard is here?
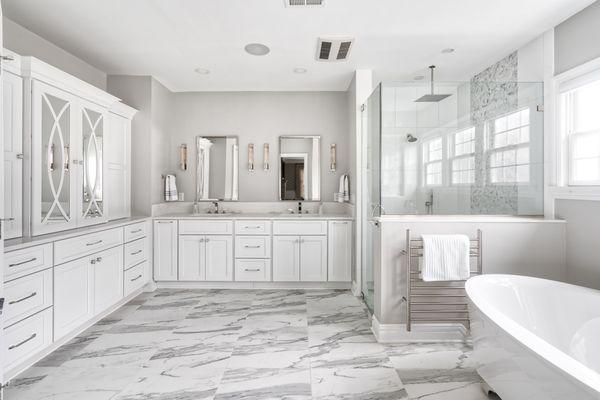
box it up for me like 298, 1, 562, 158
371, 316, 468, 343
351, 280, 361, 297
4, 287, 148, 382
155, 281, 352, 290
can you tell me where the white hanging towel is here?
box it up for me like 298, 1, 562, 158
421, 234, 470, 281
337, 174, 350, 203
164, 174, 179, 202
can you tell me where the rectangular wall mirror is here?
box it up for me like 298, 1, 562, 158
196, 136, 239, 201
279, 135, 320, 201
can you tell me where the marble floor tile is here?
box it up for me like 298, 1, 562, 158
5, 289, 489, 400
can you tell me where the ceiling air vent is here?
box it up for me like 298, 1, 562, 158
316, 37, 354, 61
285, 0, 324, 6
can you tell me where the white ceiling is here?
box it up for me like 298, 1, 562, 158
3, 0, 594, 92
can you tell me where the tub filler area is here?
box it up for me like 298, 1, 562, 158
467, 275, 600, 400
369, 216, 567, 343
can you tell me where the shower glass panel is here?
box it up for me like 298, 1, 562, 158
361, 84, 381, 314
377, 80, 544, 215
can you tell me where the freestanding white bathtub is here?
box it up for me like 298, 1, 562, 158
466, 274, 600, 400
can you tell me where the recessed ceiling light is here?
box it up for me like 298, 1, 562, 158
441, 48, 455, 54
245, 43, 270, 56
293, 67, 308, 74
413, 75, 425, 81
194, 68, 210, 75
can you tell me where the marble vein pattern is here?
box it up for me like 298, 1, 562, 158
5, 289, 490, 400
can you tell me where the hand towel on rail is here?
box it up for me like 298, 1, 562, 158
164, 174, 179, 202
421, 234, 470, 281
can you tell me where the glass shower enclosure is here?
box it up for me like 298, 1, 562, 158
360, 79, 544, 313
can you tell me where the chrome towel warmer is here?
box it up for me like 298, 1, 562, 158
402, 229, 482, 332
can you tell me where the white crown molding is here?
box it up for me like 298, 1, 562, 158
1, 48, 22, 75
110, 101, 138, 119
21, 56, 120, 108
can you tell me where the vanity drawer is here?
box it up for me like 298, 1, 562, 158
124, 261, 149, 297
4, 244, 53, 281
235, 220, 271, 235
124, 238, 148, 271
4, 269, 53, 327
54, 227, 124, 265
124, 221, 148, 243
235, 259, 271, 282
179, 220, 233, 235
4, 308, 53, 372
235, 236, 271, 258
273, 220, 327, 235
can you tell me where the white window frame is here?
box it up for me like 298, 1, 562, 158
422, 136, 444, 187
486, 108, 531, 185
449, 127, 475, 185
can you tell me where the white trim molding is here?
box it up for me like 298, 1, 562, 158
371, 316, 468, 343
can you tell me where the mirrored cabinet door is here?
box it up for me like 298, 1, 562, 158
79, 102, 106, 225
31, 81, 78, 235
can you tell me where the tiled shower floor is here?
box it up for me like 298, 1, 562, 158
6, 289, 489, 399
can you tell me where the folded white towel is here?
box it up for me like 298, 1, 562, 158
337, 174, 350, 203
421, 234, 470, 282
164, 174, 178, 202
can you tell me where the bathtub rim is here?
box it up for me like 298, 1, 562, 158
466, 274, 600, 394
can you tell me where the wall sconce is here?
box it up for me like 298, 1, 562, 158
263, 143, 270, 171
330, 143, 337, 172
179, 144, 188, 170
248, 143, 255, 172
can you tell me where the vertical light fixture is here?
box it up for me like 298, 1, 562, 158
330, 143, 337, 172
248, 143, 255, 171
179, 144, 188, 170
263, 143, 270, 171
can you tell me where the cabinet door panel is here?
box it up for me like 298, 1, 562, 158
105, 112, 130, 220
205, 235, 233, 281
2, 71, 23, 239
273, 236, 300, 282
300, 236, 327, 282
31, 80, 78, 235
328, 221, 352, 282
93, 246, 124, 315
178, 235, 206, 281
54, 257, 94, 340
153, 220, 178, 281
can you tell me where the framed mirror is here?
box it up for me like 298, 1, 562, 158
279, 135, 320, 201
196, 136, 239, 201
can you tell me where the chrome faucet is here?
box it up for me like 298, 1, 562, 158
212, 201, 220, 214
298, 201, 302, 214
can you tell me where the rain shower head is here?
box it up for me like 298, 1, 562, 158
407, 134, 418, 142
414, 65, 452, 103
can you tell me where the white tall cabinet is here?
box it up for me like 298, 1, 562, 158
154, 219, 178, 281
106, 103, 136, 221
2, 50, 23, 239
22, 57, 120, 236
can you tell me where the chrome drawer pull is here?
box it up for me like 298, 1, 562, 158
244, 245, 261, 249
9, 292, 37, 305
157, 221, 173, 224
86, 240, 103, 246
96, 257, 102, 263
131, 250, 143, 255
244, 225, 261, 229
244, 268, 261, 272
9, 333, 37, 350
130, 229, 143, 233
9, 257, 37, 268
130, 274, 143, 282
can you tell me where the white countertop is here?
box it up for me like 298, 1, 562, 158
154, 213, 354, 220
4, 216, 151, 252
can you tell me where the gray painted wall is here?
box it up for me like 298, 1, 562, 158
150, 78, 175, 205
3, 18, 107, 89
168, 92, 350, 202
554, 1, 600, 75
555, 199, 600, 290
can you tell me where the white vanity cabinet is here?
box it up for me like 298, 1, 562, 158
92, 246, 124, 315
105, 103, 136, 221
22, 56, 120, 236
2, 51, 24, 239
153, 219, 178, 281
328, 220, 353, 282
273, 235, 327, 282
177, 220, 234, 282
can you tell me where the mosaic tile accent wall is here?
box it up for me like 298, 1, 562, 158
469, 52, 520, 214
